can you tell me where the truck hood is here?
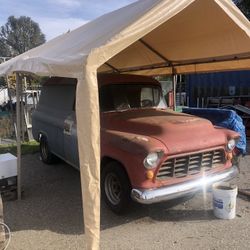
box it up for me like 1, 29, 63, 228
101, 108, 227, 155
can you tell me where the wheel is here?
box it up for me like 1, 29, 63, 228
101, 161, 131, 214
39, 135, 57, 164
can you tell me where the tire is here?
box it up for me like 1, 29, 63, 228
39, 135, 57, 164
101, 161, 131, 214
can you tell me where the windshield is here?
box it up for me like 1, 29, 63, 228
99, 84, 167, 112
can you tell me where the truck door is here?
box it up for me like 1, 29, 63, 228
63, 114, 79, 168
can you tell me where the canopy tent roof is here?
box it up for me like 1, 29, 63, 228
0, 0, 249, 249
0, 0, 249, 78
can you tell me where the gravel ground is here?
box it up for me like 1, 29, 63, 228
3, 152, 250, 250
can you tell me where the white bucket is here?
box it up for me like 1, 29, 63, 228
212, 182, 238, 220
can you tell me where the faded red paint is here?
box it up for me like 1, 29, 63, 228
99, 74, 239, 190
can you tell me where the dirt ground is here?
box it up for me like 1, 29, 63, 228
3, 152, 250, 250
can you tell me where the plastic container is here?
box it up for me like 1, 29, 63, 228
0, 153, 17, 179
212, 182, 238, 220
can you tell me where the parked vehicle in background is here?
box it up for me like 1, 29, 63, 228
12, 90, 40, 107
32, 74, 239, 213
0, 90, 40, 112
0, 88, 9, 106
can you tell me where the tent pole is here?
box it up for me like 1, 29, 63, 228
15, 72, 22, 200
172, 73, 177, 111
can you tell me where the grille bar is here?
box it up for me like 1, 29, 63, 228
157, 149, 225, 179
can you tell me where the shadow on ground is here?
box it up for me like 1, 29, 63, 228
3, 154, 216, 236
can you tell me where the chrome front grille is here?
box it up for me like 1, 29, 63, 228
157, 149, 225, 179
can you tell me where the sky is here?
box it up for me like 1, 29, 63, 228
0, 0, 137, 41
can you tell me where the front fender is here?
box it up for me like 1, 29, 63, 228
101, 129, 167, 187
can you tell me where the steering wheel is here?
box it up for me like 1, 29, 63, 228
141, 99, 153, 107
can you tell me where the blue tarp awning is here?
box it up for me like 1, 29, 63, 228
182, 108, 246, 154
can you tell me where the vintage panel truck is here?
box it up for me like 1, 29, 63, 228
32, 74, 239, 213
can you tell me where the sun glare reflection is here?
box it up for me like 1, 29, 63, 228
201, 171, 208, 211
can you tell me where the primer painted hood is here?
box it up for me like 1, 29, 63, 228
102, 108, 227, 155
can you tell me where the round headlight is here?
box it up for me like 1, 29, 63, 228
143, 152, 160, 169
227, 139, 236, 151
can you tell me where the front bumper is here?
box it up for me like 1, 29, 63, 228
131, 166, 238, 204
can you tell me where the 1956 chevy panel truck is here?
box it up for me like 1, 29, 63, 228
32, 74, 239, 213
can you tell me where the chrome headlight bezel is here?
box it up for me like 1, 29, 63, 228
143, 151, 163, 169
226, 139, 236, 152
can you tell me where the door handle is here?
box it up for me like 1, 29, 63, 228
64, 120, 73, 135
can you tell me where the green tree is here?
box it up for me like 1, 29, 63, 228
0, 16, 46, 56
0, 38, 11, 57
0, 77, 5, 87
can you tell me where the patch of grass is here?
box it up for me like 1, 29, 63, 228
0, 141, 39, 155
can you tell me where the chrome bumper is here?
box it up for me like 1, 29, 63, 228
131, 166, 238, 204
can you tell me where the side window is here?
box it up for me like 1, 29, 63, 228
153, 88, 160, 103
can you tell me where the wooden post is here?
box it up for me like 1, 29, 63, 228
6, 77, 15, 136
15, 73, 22, 200
172, 74, 177, 111
23, 77, 32, 141
24, 77, 29, 124
179, 75, 183, 105
20, 83, 25, 142
31, 90, 36, 109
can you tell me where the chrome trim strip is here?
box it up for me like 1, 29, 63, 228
131, 166, 238, 204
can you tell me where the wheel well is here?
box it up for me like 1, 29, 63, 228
101, 156, 113, 169
101, 157, 130, 184
38, 132, 47, 142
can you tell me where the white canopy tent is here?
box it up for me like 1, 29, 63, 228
0, 0, 249, 249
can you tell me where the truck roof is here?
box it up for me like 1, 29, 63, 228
43, 74, 160, 88
97, 74, 160, 87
